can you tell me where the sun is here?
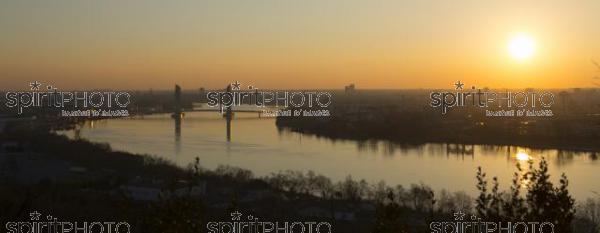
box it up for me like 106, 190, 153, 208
508, 34, 536, 61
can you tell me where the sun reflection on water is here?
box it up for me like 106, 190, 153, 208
516, 151, 531, 161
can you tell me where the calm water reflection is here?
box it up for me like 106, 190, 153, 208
59, 112, 599, 200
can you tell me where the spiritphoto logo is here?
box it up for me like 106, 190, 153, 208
4, 210, 131, 233
430, 211, 555, 233
429, 81, 554, 116
207, 211, 333, 233
206, 81, 332, 117
4, 81, 131, 116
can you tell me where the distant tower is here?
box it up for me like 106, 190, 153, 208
345, 84, 356, 94
225, 84, 233, 142
174, 84, 182, 116
199, 87, 206, 101
224, 84, 233, 119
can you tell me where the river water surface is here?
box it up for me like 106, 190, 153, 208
59, 112, 600, 201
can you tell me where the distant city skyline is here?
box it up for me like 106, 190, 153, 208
1, 0, 600, 90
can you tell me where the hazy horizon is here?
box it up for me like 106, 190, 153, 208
1, 85, 598, 92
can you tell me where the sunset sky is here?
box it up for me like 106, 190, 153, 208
1, 0, 600, 90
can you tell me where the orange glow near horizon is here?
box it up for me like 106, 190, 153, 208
1, 1, 599, 90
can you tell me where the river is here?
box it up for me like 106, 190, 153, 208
59, 112, 600, 201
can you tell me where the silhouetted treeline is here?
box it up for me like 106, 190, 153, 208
277, 89, 600, 151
